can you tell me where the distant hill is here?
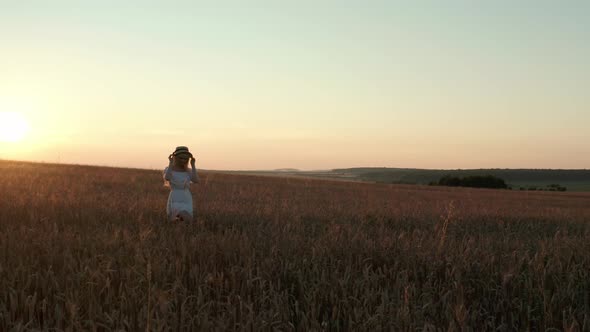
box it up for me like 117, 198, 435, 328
273, 168, 300, 172
323, 168, 590, 191
204, 167, 590, 192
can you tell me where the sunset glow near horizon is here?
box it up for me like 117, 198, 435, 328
1, 1, 589, 170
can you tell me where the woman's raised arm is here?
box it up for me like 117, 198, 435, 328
190, 157, 199, 183
164, 154, 174, 181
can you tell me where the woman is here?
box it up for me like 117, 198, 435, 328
163, 146, 199, 222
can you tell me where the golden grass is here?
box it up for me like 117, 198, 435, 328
1, 160, 590, 331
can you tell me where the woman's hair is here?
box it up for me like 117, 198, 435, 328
164, 156, 189, 187
175, 156, 189, 170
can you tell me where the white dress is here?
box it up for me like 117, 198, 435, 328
163, 167, 194, 220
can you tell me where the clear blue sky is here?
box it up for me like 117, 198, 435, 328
1, 1, 588, 170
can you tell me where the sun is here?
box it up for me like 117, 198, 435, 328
0, 112, 30, 142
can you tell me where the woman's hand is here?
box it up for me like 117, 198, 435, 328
168, 154, 174, 164
190, 157, 196, 166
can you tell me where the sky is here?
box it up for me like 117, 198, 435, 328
1, 0, 589, 170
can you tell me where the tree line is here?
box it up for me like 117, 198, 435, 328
430, 175, 508, 189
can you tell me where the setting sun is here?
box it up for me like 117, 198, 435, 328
0, 112, 30, 142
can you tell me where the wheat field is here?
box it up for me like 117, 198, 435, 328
1, 160, 590, 331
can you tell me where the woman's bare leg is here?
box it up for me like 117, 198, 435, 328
178, 211, 193, 223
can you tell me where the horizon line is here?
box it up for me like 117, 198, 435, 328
1, 158, 588, 172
